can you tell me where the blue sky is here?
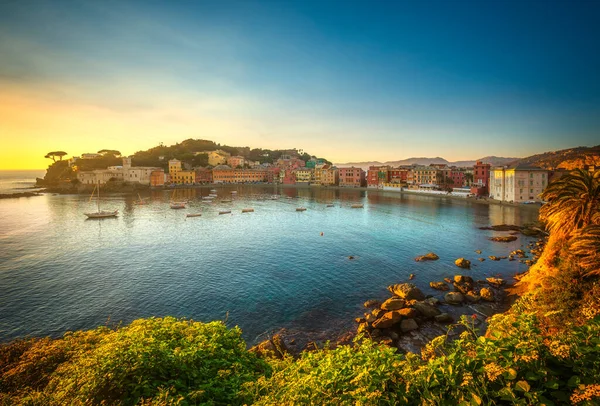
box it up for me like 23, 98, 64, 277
1, 0, 599, 167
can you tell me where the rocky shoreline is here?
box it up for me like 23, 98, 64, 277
0, 191, 44, 199
251, 226, 547, 358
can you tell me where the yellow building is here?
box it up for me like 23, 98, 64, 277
294, 168, 314, 184
208, 150, 230, 166
169, 159, 181, 177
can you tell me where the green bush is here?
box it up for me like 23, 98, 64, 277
1, 318, 268, 405
247, 313, 600, 405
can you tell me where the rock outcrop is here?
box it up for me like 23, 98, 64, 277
454, 258, 471, 269
387, 283, 425, 301
415, 252, 439, 262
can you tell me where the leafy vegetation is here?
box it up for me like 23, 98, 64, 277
1, 318, 268, 405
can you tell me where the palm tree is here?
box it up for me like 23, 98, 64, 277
540, 169, 600, 238
570, 225, 600, 277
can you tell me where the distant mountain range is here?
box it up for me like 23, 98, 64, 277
334, 145, 600, 171
333, 156, 518, 171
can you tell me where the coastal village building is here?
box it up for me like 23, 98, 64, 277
489, 164, 548, 203
281, 169, 296, 184
389, 168, 409, 184
294, 168, 313, 185
81, 153, 102, 159
150, 170, 165, 187
411, 166, 440, 188
472, 161, 491, 195
227, 155, 246, 168
195, 167, 213, 184
339, 167, 366, 187
78, 157, 164, 186
319, 165, 339, 186
212, 166, 268, 183
168, 158, 195, 184
207, 150, 230, 166
367, 166, 390, 188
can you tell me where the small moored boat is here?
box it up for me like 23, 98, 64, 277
186, 213, 202, 218
326, 204, 334, 207
84, 183, 118, 218
242, 208, 254, 213
296, 207, 307, 212
170, 202, 186, 209
202, 196, 214, 200
219, 210, 231, 215
221, 199, 232, 203
351, 204, 364, 208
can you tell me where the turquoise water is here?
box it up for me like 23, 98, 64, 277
0, 183, 538, 344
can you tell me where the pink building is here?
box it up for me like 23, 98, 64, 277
339, 167, 366, 187
473, 160, 491, 195
449, 170, 465, 187
227, 156, 246, 168
282, 169, 296, 184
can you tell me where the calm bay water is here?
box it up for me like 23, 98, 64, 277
0, 178, 539, 345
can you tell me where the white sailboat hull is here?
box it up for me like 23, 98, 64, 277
84, 210, 119, 218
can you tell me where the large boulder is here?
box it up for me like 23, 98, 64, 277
400, 318, 419, 333
486, 277, 505, 286
455, 258, 471, 269
372, 310, 403, 329
363, 299, 380, 308
397, 308, 419, 318
415, 252, 439, 262
488, 256, 501, 261
413, 302, 441, 319
454, 275, 474, 285
380, 297, 406, 311
387, 283, 425, 301
434, 313, 453, 323
480, 287, 495, 301
453, 275, 474, 294
249, 333, 290, 359
465, 291, 481, 303
445, 292, 465, 305
430, 281, 449, 291
372, 308, 385, 318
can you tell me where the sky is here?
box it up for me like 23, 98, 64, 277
0, 0, 599, 169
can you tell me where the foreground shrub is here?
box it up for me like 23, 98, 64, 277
248, 313, 600, 405
1, 318, 268, 405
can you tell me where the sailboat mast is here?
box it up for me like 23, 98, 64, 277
97, 181, 100, 211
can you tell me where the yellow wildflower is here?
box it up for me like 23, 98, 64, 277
461, 372, 473, 387
571, 384, 600, 404
484, 362, 504, 382
544, 339, 571, 359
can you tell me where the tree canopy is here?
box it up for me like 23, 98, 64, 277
44, 151, 67, 162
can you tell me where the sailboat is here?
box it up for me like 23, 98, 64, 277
170, 189, 186, 209
84, 183, 118, 218
134, 193, 148, 205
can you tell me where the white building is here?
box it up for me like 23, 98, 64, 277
77, 157, 162, 186
489, 165, 549, 203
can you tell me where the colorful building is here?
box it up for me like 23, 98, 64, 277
473, 161, 491, 192
320, 165, 339, 186
367, 166, 390, 188
339, 167, 365, 187
227, 156, 246, 168
489, 165, 549, 203
150, 170, 165, 187
195, 167, 213, 184
294, 168, 314, 184
207, 150, 229, 166
212, 165, 268, 183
